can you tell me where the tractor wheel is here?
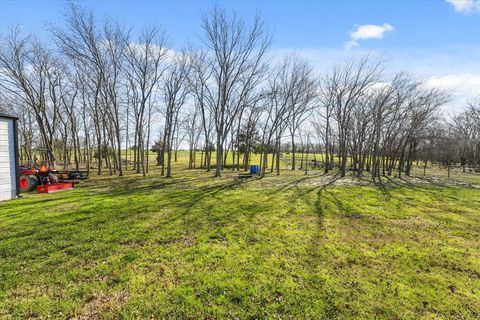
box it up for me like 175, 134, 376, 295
19, 174, 39, 192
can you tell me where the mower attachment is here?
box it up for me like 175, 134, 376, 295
37, 182, 74, 193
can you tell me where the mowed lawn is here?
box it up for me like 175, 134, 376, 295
0, 164, 479, 319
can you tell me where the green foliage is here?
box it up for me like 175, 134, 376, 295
237, 125, 262, 154
0, 165, 479, 318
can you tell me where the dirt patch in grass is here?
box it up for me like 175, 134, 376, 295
71, 292, 129, 320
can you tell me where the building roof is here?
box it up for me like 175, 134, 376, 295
0, 113, 18, 120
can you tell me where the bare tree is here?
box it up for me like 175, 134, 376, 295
259, 56, 308, 177
52, 3, 108, 174
185, 104, 203, 169
189, 49, 215, 171
0, 27, 60, 165
200, 7, 271, 177
161, 51, 191, 177
123, 25, 168, 175
322, 56, 383, 177
284, 55, 317, 170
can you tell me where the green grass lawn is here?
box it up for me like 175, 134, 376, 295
1, 161, 479, 319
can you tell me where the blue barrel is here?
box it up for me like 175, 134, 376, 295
250, 165, 260, 174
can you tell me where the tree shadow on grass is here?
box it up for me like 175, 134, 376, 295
122, 176, 262, 244
1, 178, 266, 297
300, 176, 347, 314
271, 171, 333, 194
1, 174, 261, 247
88, 175, 213, 195
310, 175, 341, 222
386, 176, 461, 203
268, 172, 341, 217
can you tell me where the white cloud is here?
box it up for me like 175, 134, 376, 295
351, 23, 394, 41
345, 23, 394, 49
422, 74, 480, 113
445, 0, 480, 14
127, 42, 172, 58
424, 73, 480, 98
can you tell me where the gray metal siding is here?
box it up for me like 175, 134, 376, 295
0, 117, 16, 201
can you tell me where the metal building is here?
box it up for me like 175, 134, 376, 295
0, 113, 19, 201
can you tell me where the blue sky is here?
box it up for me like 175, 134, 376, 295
1, 0, 479, 111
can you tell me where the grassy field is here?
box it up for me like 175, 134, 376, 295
1, 155, 479, 319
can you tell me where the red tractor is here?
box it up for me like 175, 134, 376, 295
18, 149, 89, 193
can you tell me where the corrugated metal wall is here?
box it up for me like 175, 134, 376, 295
0, 117, 17, 201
